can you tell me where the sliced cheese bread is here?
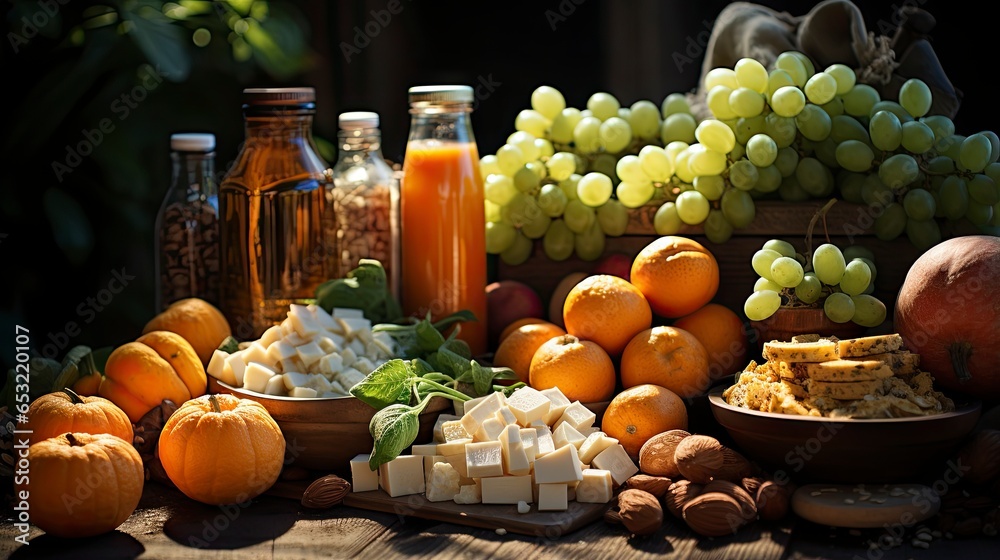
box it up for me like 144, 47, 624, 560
802, 359, 895, 382
864, 351, 921, 375
837, 334, 904, 357
763, 340, 838, 363
805, 378, 887, 400
791, 334, 840, 344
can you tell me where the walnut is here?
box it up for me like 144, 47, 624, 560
958, 429, 1000, 485
301, 475, 351, 509
622, 474, 673, 499
604, 489, 663, 536
674, 435, 725, 483
639, 429, 690, 477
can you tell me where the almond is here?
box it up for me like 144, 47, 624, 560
741, 476, 765, 496
665, 479, 703, 519
714, 447, 753, 482
607, 489, 663, 536
682, 492, 746, 537
755, 481, 790, 521
639, 429, 691, 477
674, 435, 724, 483
623, 474, 673, 499
703, 479, 757, 522
301, 475, 351, 509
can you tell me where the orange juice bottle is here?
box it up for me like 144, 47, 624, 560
401, 85, 487, 355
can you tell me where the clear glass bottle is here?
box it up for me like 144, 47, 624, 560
401, 85, 488, 355
219, 87, 335, 339
330, 111, 400, 300
154, 132, 220, 311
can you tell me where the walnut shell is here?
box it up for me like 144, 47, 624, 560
639, 429, 691, 477
665, 479, 704, 519
682, 492, 746, 537
714, 448, 753, 482
674, 435, 725, 483
703, 480, 757, 522
609, 489, 664, 536
959, 429, 1000, 485
623, 474, 673, 499
755, 481, 791, 521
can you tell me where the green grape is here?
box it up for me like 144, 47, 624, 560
574, 220, 605, 261
746, 134, 778, 167
664, 140, 689, 163
661, 93, 691, 117
825, 64, 856, 95
823, 292, 855, 323
869, 100, 913, 123
779, 175, 811, 201
835, 140, 875, 172
550, 108, 583, 144
638, 145, 673, 182
795, 104, 832, 141
804, 72, 837, 104
994, 202, 1000, 226
774, 147, 799, 177
873, 202, 907, 240
861, 174, 893, 208
484, 173, 519, 206
503, 193, 541, 228
688, 145, 728, 176
590, 153, 617, 181
987, 162, 1000, 186
966, 200, 995, 226
496, 144, 526, 176
878, 153, 919, 189
526, 161, 547, 180
853, 257, 877, 285
508, 131, 541, 161
905, 218, 942, 250
704, 67, 739, 90
587, 92, 620, 121
728, 159, 758, 191
745, 290, 782, 321
869, 110, 902, 151
542, 219, 574, 261
563, 199, 596, 234
500, 230, 533, 266
771, 86, 806, 117
599, 117, 633, 154
928, 156, 956, 176
701, 209, 731, 243
792, 51, 815, 77
694, 174, 726, 200
559, 173, 581, 201
577, 172, 613, 207
842, 245, 875, 262
695, 119, 737, 153
514, 166, 541, 194
735, 57, 769, 93
674, 148, 696, 183
839, 260, 871, 296
707, 85, 737, 120
815, 138, 841, 170
842, 84, 880, 117
675, 190, 710, 224
480, 155, 501, 178
515, 109, 551, 138
795, 157, 829, 196
616, 155, 648, 184
661, 112, 697, 145
767, 69, 796, 100
980, 131, 1000, 163
775, 52, 808, 86
735, 115, 766, 145
616, 180, 655, 208
653, 201, 682, 235
521, 211, 551, 239
903, 188, 936, 221
627, 100, 661, 141
851, 294, 887, 327
485, 199, 502, 223
795, 274, 823, 304
812, 243, 846, 285
535, 138, 555, 159
770, 256, 804, 288
961, 134, 993, 173
831, 115, 871, 144
755, 277, 783, 292
899, 121, 935, 155
838, 170, 867, 203
765, 113, 797, 148
756, 164, 782, 193
597, 199, 629, 236
546, 152, 578, 181
485, 221, 517, 254
729, 87, 765, 119
940, 134, 966, 164
530, 86, 566, 120
538, 184, 568, 217
920, 114, 955, 142
969, 174, 1000, 205
730, 143, 746, 161
938, 176, 969, 220
899, 78, 932, 118
752, 248, 782, 280
820, 97, 844, 118
763, 239, 796, 258
573, 116, 603, 154
721, 188, 756, 227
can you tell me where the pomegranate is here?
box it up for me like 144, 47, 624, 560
894, 235, 1000, 400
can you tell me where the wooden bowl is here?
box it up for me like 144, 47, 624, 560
750, 307, 867, 345
208, 378, 451, 476
708, 388, 982, 483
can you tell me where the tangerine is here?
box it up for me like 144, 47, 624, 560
673, 303, 748, 382
529, 334, 616, 403
620, 326, 710, 398
601, 384, 689, 459
493, 322, 567, 383
630, 236, 719, 318
562, 274, 652, 357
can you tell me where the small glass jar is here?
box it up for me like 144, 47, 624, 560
154, 133, 220, 311
330, 111, 400, 300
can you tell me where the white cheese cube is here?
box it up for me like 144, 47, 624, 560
279, 357, 305, 375
317, 353, 344, 376
481, 475, 533, 505
455, 395, 487, 417
591, 444, 639, 486
364, 342, 384, 361
206, 349, 230, 379
350, 454, 379, 492
264, 375, 287, 396
338, 317, 372, 338
436, 438, 472, 456
552, 402, 596, 433
378, 455, 424, 498
305, 373, 334, 394
352, 357, 376, 375
473, 417, 505, 443
340, 346, 358, 368
348, 338, 367, 358
498, 425, 531, 476
279, 318, 296, 339
575, 469, 614, 503
506, 387, 551, 426
283, 332, 310, 348
425, 462, 461, 502
267, 340, 298, 363
411, 443, 438, 456
241, 342, 271, 368
453, 484, 481, 505
423, 455, 445, 485
328, 332, 347, 348
259, 325, 283, 348
336, 367, 366, 390
578, 432, 619, 465
443, 453, 470, 478
295, 341, 325, 368
533, 442, 583, 484
289, 386, 317, 398
355, 327, 375, 346
535, 426, 556, 458
308, 304, 340, 332
282, 371, 312, 391
541, 387, 572, 425
465, 441, 504, 478
433, 414, 461, 443
495, 406, 518, 426
519, 428, 538, 462
288, 304, 322, 338
333, 307, 365, 319
580, 426, 600, 436
530, 419, 548, 430
224, 352, 247, 387
552, 423, 587, 451
371, 332, 396, 358
441, 420, 470, 442
316, 336, 341, 354
460, 392, 507, 436
538, 483, 569, 511
243, 362, 276, 393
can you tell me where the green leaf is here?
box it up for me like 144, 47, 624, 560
122, 7, 191, 81
441, 338, 472, 360
433, 346, 470, 380
349, 359, 416, 409
52, 345, 93, 391
489, 367, 520, 381
315, 260, 401, 324
432, 310, 477, 331
411, 358, 434, 377
500, 382, 528, 398
368, 404, 421, 470
416, 320, 446, 353
218, 336, 240, 354
470, 360, 494, 397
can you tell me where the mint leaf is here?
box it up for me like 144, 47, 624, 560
415, 320, 446, 353
470, 360, 494, 397
440, 338, 472, 360
433, 346, 471, 380
368, 404, 420, 470
350, 359, 416, 409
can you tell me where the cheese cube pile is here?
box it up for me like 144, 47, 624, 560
205, 304, 398, 398
351, 386, 638, 511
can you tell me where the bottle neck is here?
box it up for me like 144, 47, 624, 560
243, 113, 316, 144
338, 128, 383, 155
407, 103, 476, 144
171, 151, 216, 197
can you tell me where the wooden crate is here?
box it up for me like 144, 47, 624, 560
496, 200, 925, 329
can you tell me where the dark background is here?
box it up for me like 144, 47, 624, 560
1, 0, 997, 371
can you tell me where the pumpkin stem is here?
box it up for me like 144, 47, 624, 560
209, 394, 222, 413
62, 387, 84, 405
948, 341, 974, 383
66, 433, 81, 446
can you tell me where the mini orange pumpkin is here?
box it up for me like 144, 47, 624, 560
17, 433, 144, 538
21, 388, 133, 446
158, 394, 285, 505
100, 330, 207, 423
143, 297, 232, 366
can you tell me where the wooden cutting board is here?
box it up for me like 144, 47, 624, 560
343, 489, 610, 538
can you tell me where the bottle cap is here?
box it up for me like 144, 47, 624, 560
243, 87, 316, 105
170, 133, 215, 152
339, 111, 380, 130
408, 85, 474, 104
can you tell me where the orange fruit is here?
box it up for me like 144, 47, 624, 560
499, 317, 550, 343
620, 326, 710, 398
493, 322, 567, 383
630, 236, 720, 318
562, 275, 652, 357
601, 384, 689, 459
143, 298, 231, 366
673, 303, 749, 382
529, 334, 616, 403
